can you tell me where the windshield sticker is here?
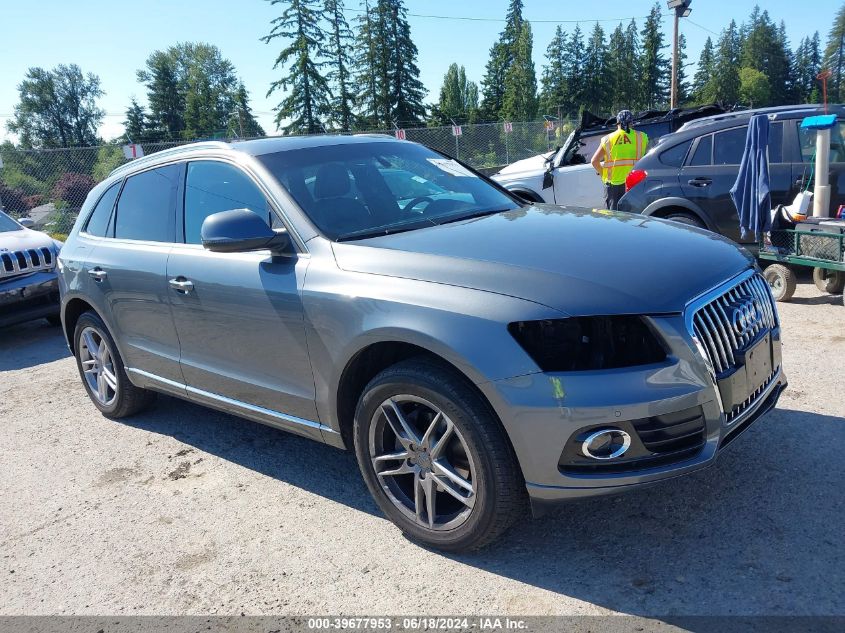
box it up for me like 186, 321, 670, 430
411, 175, 428, 183
427, 158, 474, 177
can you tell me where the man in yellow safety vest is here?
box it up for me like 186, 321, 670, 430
590, 110, 648, 210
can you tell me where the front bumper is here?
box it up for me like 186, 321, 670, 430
478, 313, 786, 509
0, 271, 60, 327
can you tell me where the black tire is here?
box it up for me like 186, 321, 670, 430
354, 358, 526, 551
665, 213, 706, 229
73, 311, 156, 418
812, 267, 845, 295
45, 314, 62, 327
764, 264, 797, 302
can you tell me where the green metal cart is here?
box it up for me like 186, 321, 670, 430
758, 228, 845, 302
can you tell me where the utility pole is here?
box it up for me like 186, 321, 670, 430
667, 0, 692, 109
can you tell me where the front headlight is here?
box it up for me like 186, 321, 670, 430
508, 316, 667, 372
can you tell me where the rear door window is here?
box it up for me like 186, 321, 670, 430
114, 164, 181, 242
689, 135, 712, 166
84, 182, 120, 237
713, 127, 748, 165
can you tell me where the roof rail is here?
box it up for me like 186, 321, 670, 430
109, 141, 232, 177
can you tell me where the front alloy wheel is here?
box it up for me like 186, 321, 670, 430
354, 359, 525, 551
370, 395, 477, 530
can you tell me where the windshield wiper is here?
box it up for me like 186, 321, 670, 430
433, 207, 514, 226
335, 218, 435, 242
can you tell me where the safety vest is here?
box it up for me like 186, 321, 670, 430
601, 128, 648, 185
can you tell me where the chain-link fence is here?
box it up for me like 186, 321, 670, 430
0, 119, 576, 239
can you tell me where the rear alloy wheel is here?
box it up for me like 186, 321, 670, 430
764, 264, 797, 302
354, 359, 525, 551
665, 213, 706, 229
812, 267, 845, 295
73, 311, 156, 418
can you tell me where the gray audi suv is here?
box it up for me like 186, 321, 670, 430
58, 135, 786, 550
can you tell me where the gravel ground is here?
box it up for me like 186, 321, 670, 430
1, 279, 843, 617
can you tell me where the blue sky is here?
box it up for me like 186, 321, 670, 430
1, 0, 837, 142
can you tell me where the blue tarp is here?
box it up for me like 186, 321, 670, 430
730, 114, 771, 240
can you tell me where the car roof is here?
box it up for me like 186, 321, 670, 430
108, 134, 397, 179
678, 104, 844, 133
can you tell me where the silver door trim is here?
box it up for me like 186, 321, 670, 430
125, 366, 338, 439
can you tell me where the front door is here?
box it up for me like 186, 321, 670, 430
166, 160, 318, 422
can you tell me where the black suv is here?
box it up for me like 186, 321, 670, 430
619, 104, 845, 245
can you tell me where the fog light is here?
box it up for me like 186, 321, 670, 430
581, 428, 632, 460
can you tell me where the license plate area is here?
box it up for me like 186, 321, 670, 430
716, 332, 773, 412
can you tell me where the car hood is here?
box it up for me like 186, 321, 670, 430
0, 227, 56, 252
331, 205, 754, 316
494, 152, 553, 176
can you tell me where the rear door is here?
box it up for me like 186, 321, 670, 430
680, 123, 790, 243
82, 163, 183, 383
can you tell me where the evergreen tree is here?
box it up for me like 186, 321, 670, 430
228, 83, 266, 138
262, 0, 330, 134
712, 20, 741, 104
677, 33, 690, 105
606, 22, 640, 112
123, 98, 148, 142
692, 36, 715, 103
639, 2, 670, 109
138, 43, 241, 140
540, 26, 567, 116
324, 0, 355, 131
480, 0, 523, 119
562, 25, 586, 116
823, 3, 845, 101
501, 21, 537, 121
582, 23, 608, 113
623, 20, 641, 106
739, 8, 792, 105
386, 0, 427, 125
436, 64, 479, 124
352, 0, 381, 127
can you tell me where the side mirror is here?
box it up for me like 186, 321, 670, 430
18, 218, 35, 228
201, 208, 292, 255
542, 169, 554, 190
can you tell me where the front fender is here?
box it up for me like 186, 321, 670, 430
301, 262, 560, 433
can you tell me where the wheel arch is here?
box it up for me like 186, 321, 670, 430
504, 186, 544, 203
62, 296, 101, 353
641, 197, 714, 231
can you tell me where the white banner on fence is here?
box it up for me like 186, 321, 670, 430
122, 144, 144, 159
394, 129, 406, 140
503, 122, 513, 133
452, 125, 462, 137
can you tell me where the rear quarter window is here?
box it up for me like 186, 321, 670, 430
659, 140, 692, 167
84, 182, 121, 237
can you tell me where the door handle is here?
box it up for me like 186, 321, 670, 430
687, 178, 712, 187
169, 277, 194, 293
87, 267, 107, 282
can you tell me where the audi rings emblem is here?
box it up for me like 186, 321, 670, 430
730, 297, 760, 336
581, 428, 632, 460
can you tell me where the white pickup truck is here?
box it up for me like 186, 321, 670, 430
491, 105, 729, 207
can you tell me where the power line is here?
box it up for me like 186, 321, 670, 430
341, 6, 657, 25
685, 19, 720, 37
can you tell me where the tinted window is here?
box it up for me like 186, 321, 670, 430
768, 122, 783, 163
659, 140, 691, 167
84, 182, 120, 237
713, 127, 748, 165
260, 141, 519, 241
114, 165, 180, 242
184, 161, 271, 244
797, 121, 845, 163
689, 135, 712, 166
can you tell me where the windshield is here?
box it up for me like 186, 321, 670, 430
258, 141, 520, 240
0, 211, 23, 232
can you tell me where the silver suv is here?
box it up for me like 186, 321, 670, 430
59, 136, 786, 550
